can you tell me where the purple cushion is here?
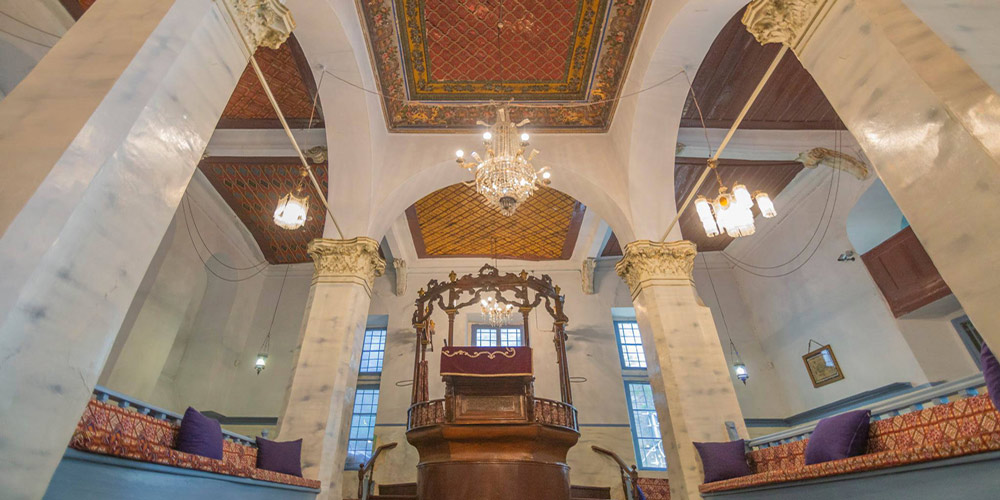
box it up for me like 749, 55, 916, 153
981, 343, 1000, 410
176, 407, 223, 460
804, 409, 871, 465
256, 437, 303, 477
693, 440, 750, 483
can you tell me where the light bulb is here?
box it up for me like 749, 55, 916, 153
755, 192, 776, 218
542, 171, 551, 179
733, 184, 753, 209
273, 192, 309, 230
255, 354, 268, 375
521, 133, 529, 141
483, 131, 492, 140
456, 149, 464, 158
694, 196, 720, 237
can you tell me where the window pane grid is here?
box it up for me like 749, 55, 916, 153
345, 388, 379, 469
473, 325, 523, 347
626, 381, 666, 470
615, 321, 647, 369
359, 328, 386, 373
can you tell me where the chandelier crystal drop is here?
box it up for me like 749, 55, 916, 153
456, 106, 551, 216
694, 160, 776, 238
273, 169, 310, 230
481, 294, 515, 327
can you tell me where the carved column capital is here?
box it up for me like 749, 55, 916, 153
223, 0, 295, 50
307, 237, 385, 294
615, 240, 697, 297
742, 0, 831, 52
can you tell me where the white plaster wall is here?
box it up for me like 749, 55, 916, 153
894, 296, 979, 383
720, 167, 931, 415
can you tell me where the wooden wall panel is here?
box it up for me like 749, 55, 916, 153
861, 227, 952, 317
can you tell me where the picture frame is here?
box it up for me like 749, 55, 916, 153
802, 344, 844, 388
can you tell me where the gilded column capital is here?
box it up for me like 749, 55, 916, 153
615, 240, 697, 296
223, 0, 295, 50
742, 0, 831, 52
307, 237, 386, 294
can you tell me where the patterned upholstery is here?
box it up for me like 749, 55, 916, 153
636, 477, 670, 500
70, 399, 320, 490
700, 395, 1000, 493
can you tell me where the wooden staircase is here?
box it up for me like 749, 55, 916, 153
358, 483, 612, 500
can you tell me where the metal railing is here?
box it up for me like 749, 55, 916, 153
358, 442, 397, 500
592, 446, 640, 500
743, 373, 987, 450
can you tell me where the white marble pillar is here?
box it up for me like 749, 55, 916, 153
276, 237, 385, 499
742, 0, 1000, 350
616, 240, 747, 500
0, 1, 293, 497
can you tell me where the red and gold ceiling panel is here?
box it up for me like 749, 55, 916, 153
199, 158, 328, 264
359, 0, 648, 131
407, 183, 585, 260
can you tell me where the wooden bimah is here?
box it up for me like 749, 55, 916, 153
406, 265, 580, 500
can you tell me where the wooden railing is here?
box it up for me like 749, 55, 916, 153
93, 385, 257, 447
407, 399, 445, 429
592, 446, 640, 500
534, 397, 579, 431
743, 373, 987, 450
358, 442, 397, 500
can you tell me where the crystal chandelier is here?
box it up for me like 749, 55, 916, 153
694, 159, 776, 238
456, 106, 551, 216
481, 294, 514, 327
273, 169, 310, 230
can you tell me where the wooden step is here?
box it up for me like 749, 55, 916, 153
570, 485, 612, 499
378, 483, 417, 496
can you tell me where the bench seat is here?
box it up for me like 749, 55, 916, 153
699, 394, 1000, 494
69, 399, 320, 490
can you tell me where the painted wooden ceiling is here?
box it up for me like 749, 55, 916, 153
198, 157, 328, 265
407, 183, 585, 261
358, 0, 649, 131
680, 6, 843, 130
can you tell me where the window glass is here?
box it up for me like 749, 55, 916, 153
359, 328, 386, 373
345, 388, 379, 469
615, 321, 647, 369
472, 325, 523, 347
626, 381, 666, 470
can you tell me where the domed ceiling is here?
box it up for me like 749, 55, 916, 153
358, 0, 649, 131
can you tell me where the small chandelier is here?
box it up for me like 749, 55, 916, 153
481, 294, 514, 327
694, 160, 776, 238
456, 106, 551, 216
273, 169, 310, 230
730, 340, 749, 385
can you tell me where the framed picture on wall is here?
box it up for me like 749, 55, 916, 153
803, 344, 844, 388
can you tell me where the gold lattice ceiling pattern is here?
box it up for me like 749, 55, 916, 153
407, 184, 585, 261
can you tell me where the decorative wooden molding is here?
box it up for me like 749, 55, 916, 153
614, 240, 697, 297
861, 227, 952, 317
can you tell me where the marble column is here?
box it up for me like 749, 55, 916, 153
616, 240, 747, 500
742, 0, 1000, 347
276, 237, 385, 499
0, 1, 292, 497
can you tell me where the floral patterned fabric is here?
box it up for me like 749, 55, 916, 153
700, 395, 1000, 493
636, 477, 670, 500
70, 399, 320, 490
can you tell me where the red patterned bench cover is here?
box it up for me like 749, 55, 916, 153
636, 477, 670, 499
440, 346, 532, 377
70, 399, 320, 490
700, 394, 1000, 493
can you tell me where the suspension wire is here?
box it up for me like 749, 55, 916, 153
0, 12, 63, 39
685, 70, 715, 159
184, 197, 269, 271
0, 27, 53, 47
702, 253, 733, 344
721, 127, 844, 278
181, 197, 272, 282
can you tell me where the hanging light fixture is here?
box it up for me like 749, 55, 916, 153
255, 266, 289, 375
481, 294, 515, 327
455, 106, 551, 216
694, 160, 776, 238
730, 340, 749, 385
273, 169, 310, 230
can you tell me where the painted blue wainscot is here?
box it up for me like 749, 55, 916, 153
44, 449, 318, 500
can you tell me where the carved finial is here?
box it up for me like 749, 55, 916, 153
449, 271, 457, 282
418, 288, 425, 297
554, 285, 561, 295
519, 270, 528, 280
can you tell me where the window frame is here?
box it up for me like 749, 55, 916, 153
471, 324, 524, 348
344, 384, 380, 470
359, 327, 387, 374
613, 320, 648, 370
623, 379, 667, 471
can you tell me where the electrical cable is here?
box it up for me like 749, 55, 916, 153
0, 27, 53, 47
0, 12, 63, 38
184, 197, 269, 271
181, 198, 272, 282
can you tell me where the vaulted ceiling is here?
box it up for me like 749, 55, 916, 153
358, 0, 649, 131
680, 6, 843, 130
407, 184, 585, 261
